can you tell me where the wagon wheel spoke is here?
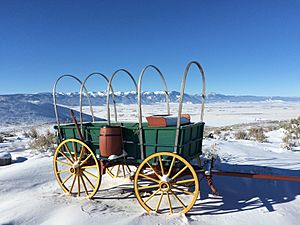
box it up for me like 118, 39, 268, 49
82, 165, 98, 169
108, 166, 114, 173
83, 170, 98, 179
155, 192, 164, 212
166, 192, 173, 214
77, 173, 81, 197
144, 188, 161, 203
116, 165, 120, 177
138, 184, 160, 191
56, 169, 70, 174
172, 186, 194, 196
64, 143, 75, 162
69, 174, 77, 194
158, 155, 165, 176
80, 174, 89, 196
62, 173, 73, 185
82, 172, 95, 190
122, 164, 126, 177
106, 164, 136, 179
79, 154, 92, 166
58, 150, 73, 164
72, 141, 78, 160
78, 146, 86, 162
146, 162, 161, 178
56, 159, 72, 167
167, 156, 176, 177
171, 165, 188, 180
126, 165, 132, 173
138, 173, 160, 183
174, 178, 195, 185
170, 189, 186, 209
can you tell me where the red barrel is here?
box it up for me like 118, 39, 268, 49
99, 126, 123, 157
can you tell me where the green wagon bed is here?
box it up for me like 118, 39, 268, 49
55, 121, 204, 162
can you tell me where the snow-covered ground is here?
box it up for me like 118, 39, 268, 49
0, 102, 300, 225
78, 101, 300, 126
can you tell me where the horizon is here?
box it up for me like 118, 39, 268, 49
1, 90, 300, 98
1, 1, 299, 96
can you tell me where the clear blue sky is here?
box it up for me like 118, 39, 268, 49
0, 0, 299, 96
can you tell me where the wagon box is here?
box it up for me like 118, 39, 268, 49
55, 121, 205, 162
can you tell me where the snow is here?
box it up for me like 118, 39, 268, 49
78, 101, 300, 126
0, 102, 299, 224
153, 91, 165, 95
124, 91, 137, 95
0, 151, 11, 159
114, 91, 123, 96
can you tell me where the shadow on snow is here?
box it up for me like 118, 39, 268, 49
189, 163, 300, 216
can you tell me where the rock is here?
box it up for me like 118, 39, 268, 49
0, 151, 12, 166
208, 133, 214, 139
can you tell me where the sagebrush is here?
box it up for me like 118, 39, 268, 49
23, 128, 39, 139
29, 130, 56, 151
282, 116, 300, 149
234, 130, 248, 140
248, 127, 267, 142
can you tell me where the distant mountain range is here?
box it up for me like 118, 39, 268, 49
0, 91, 299, 124
1, 91, 300, 106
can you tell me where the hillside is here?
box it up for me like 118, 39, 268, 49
1, 92, 300, 107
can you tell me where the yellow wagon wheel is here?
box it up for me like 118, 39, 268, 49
106, 164, 136, 179
53, 138, 101, 198
134, 152, 199, 214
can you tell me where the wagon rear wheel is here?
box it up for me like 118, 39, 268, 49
134, 152, 199, 214
106, 164, 136, 179
53, 138, 101, 198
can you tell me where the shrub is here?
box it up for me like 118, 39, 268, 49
29, 130, 56, 152
0, 136, 4, 143
248, 127, 267, 142
24, 128, 39, 139
213, 129, 222, 136
234, 130, 248, 140
204, 127, 212, 138
282, 134, 294, 150
282, 116, 300, 149
0, 132, 14, 138
267, 125, 279, 132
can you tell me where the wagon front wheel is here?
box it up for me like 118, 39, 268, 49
134, 152, 199, 214
53, 138, 101, 198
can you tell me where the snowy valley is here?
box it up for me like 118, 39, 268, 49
0, 96, 300, 225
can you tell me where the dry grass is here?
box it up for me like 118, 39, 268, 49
28, 130, 56, 152
248, 127, 267, 142
213, 129, 222, 136
204, 128, 212, 138
234, 130, 248, 140
282, 116, 300, 149
204, 120, 299, 146
23, 128, 39, 139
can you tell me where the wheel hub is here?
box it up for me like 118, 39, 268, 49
70, 167, 76, 174
70, 161, 81, 174
160, 174, 171, 182
73, 160, 80, 169
159, 182, 171, 192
